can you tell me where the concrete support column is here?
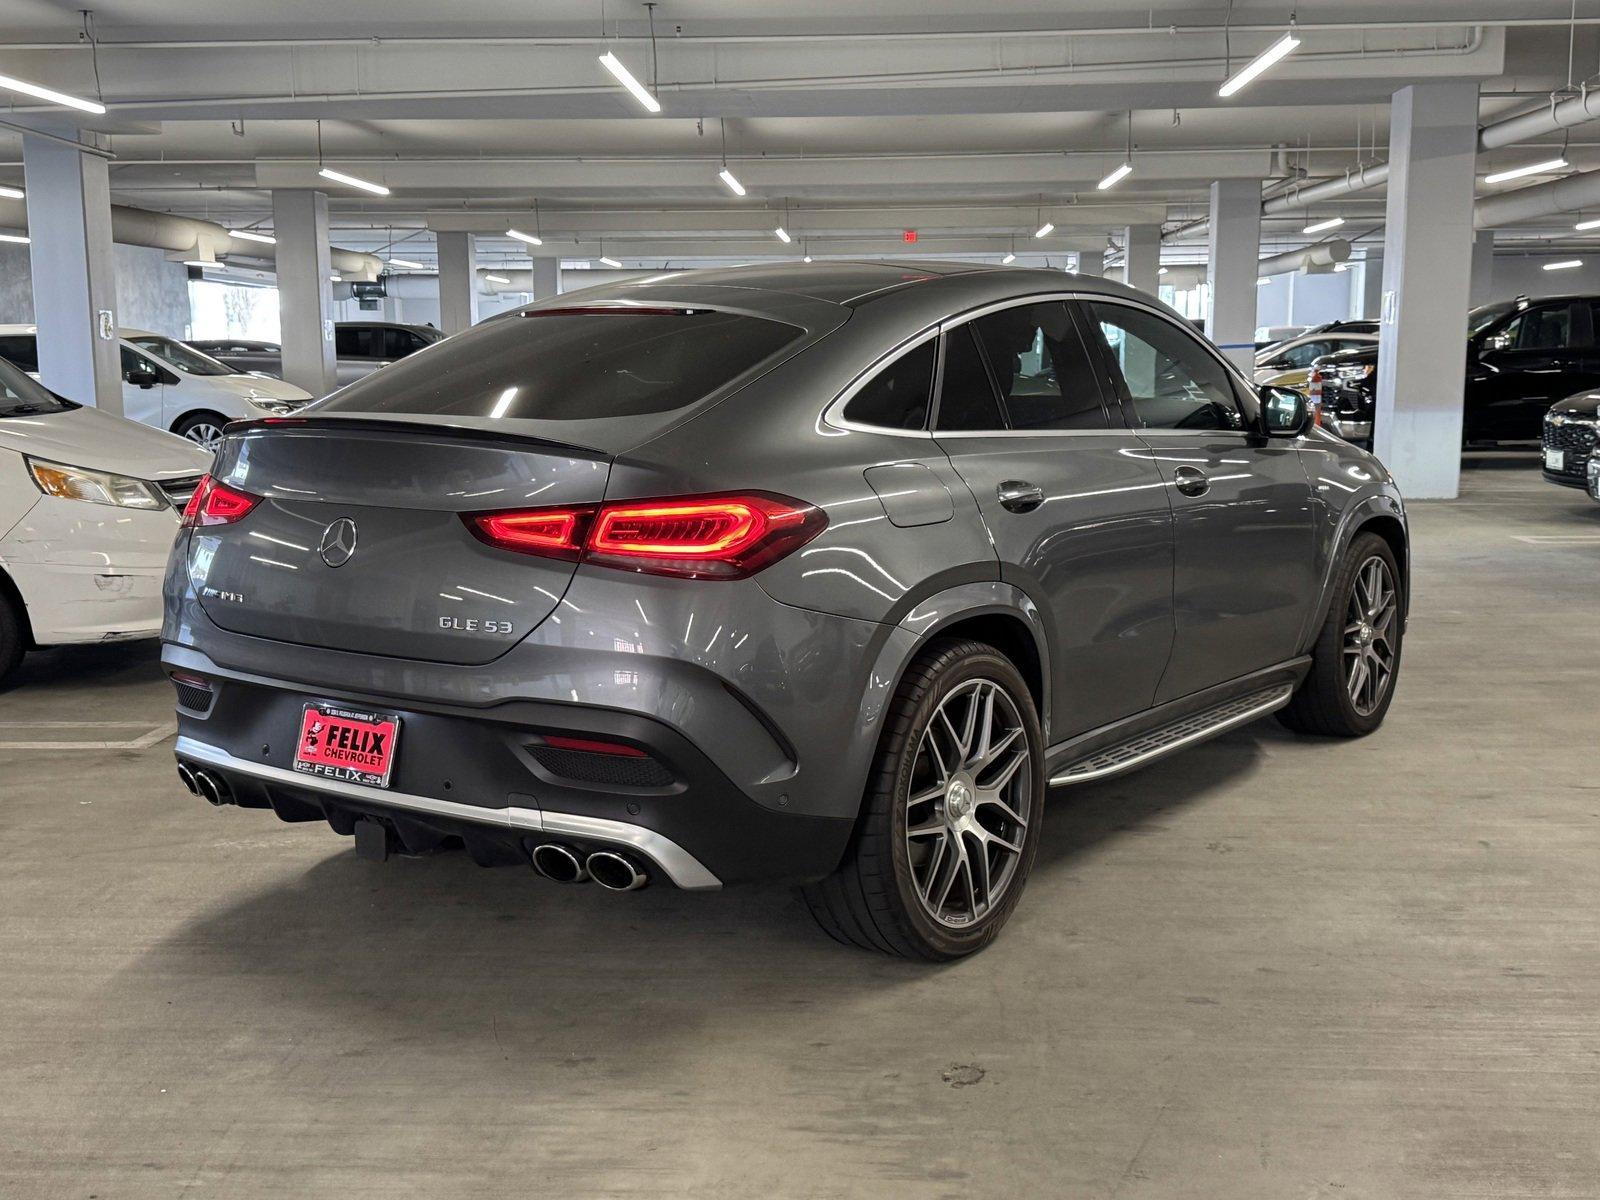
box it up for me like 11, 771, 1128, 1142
1204, 178, 1263, 374
437, 231, 479, 334
1470, 231, 1496, 307
1374, 81, 1480, 499
530, 256, 560, 301
1357, 254, 1384, 319
1123, 225, 1161, 295
22, 134, 121, 411
1075, 250, 1103, 278
271, 189, 336, 398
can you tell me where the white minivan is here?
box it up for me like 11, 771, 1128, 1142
0, 325, 314, 451
0, 355, 211, 681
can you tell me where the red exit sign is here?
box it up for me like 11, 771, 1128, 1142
902, 229, 918, 243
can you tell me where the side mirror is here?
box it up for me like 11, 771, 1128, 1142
1259, 385, 1310, 438
126, 368, 159, 389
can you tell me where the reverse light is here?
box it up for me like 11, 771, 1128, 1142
181, 474, 261, 527
465, 492, 827, 579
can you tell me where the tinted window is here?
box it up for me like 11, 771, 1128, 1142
1278, 340, 1330, 369
0, 335, 39, 373
384, 328, 425, 358
934, 325, 1006, 432
336, 327, 382, 358
842, 340, 935, 430
318, 309, 804, 420
1086, 303, 1244, 431
1503, 305, 1572, 350
972, 302, 1106, 430
128, 335, 235, 376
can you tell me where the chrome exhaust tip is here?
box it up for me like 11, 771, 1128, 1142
176, 762, 200, 795
586, 850, 648, 892
531, 843, 588, 884
194, 770, 229, 807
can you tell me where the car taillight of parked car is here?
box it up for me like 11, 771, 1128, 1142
180, 474, 261, 527
465, 492, 828, 579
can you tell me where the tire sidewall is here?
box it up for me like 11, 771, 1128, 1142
1325, 533, 1403, 734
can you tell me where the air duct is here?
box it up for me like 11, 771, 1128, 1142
1473, 167, 1600, 228
1257, 238, 1352, 277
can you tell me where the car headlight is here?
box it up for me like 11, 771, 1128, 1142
251, 399, 297, 414
26, 457, 166, 510
1336, 364, 1375, 380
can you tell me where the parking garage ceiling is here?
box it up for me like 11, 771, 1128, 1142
5, 2, 1600, 268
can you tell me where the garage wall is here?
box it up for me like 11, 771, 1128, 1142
1482, 254, 1600, 306
0, 242, 191, 334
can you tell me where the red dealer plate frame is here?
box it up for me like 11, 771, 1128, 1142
293, 702, 401, 788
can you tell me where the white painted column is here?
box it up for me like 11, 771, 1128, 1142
1374, 81, 1480, 500
1469, 230, 1496, 306
530, 256, 560, 301
1075, 250, 1103, 278
271, 189, 336, 397
1357, 254, 1384, 319
1204, 178, 1262, 374
1123, 225, 1161, 295
22, 133, 121, 412
437, 231, 479, 334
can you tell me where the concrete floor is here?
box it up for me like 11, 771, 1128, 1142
3, 455, 1598, 1199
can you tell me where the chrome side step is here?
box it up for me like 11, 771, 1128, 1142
1048, 683, 1296, 787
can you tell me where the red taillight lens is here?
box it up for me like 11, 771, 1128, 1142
181, 474, 260, 527
464, 492, 826, 579
541, 734, 647, 758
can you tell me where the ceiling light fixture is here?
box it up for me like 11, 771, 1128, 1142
1484, 157, 1568, 185
183, 260, 215, 268
1303, 216, 1345, 234
598, 51, 661, 113
1097, 162, 1133, 190
0, 71, 106, 115
774, 225, 791, 243
318, 167, 391, 196
507, 228, 543, 246
0, 185, 24, 200
1575, 217, 1600, 231
718, 168, 746, 196
1257, 275, 1271, 285
1158, 266, 1169, 275
1333, 262, 1349, 272
484, 273, 511, 284
387, 257, 425, 269
1034, 221, 1055, 239
1218, 32, 1302, 98
228, 228, 276, 244
599, 255, 622, 269
0, 233, 30, 244
1002, 252, 1017, 264
329, 273, 342, 282
1544, 258, 1583, 271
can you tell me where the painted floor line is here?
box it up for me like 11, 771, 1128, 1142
0, 721, 177, 751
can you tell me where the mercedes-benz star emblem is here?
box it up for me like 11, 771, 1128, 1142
318, 518, 358, 568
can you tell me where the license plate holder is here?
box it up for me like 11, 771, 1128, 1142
1546, 448, 1566, 471
293, 702, 401, 788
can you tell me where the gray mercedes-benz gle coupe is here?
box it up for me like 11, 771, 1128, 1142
163, 261, 1408, 959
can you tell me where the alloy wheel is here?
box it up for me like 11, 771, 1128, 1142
904, 678, 1033, 929
182, 421, 225, 451
1344, 555, 1398, 717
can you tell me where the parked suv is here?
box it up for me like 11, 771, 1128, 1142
1541, 390, 1600, 489
195, 321, 444, 390
1253, 321, 1378, 390
163, 262, 1408, 959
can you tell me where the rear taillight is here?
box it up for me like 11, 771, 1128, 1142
181, 474, 261, 527
464, 492, 826, 579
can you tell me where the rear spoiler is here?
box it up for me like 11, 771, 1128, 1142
221, 414, 608, 458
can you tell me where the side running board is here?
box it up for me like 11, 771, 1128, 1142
1048, 683, 1296, 787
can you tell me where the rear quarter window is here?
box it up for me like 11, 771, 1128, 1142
317, 309, 804, 420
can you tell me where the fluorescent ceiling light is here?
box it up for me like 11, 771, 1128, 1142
803, 255, 813, 262
484, 273, 511, 284
317, 167, 390, 196
507, 228, 543, 246
1033, 222, 1055, 238
598, 51, 661, 113
1484, 157, 1567, 185
329, 273, 342, 282
1303, 216, 1345, 234
1333, 262, 1349, 272
1544, 259, 1583, 271
387, 257, 425, 269
0, 71, 106, 115
774, 226, 791, 243
598, 256, 622, 268
1002, 252, 1017, 264
1097, 162, 1132, 190
1158, 266, 1168, 275
1218, 33, 1301, 98
228, 229, 276, 245
0, 185, 24, 200
1575, 218, 1600, 231
1257, 276, 1271, 285
183, 260, 215, 268
718, 168, 746, 196
0, 233, 30, 244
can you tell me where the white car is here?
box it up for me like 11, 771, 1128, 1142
0, 325, 313, 451
0, 355, 211, 681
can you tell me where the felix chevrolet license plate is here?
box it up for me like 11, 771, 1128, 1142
293, 702, 400, 788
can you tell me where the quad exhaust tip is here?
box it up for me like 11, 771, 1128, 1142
193, 768, 230, 807
587, 850, 648, 892
531, 843, 588, 884
176, 762, 200, 795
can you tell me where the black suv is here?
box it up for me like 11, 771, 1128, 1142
1314, 295, 1600, 446
1541, 390, 1600, 489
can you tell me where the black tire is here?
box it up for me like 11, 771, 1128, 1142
0, 586, 26, 684
172, 411, 230, 451
1279, 531, 1403, 737
801, 638, 1045, 960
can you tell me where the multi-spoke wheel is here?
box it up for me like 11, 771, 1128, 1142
1280, 531, 1404, 737
173, 412, 228, 453
802, 639, 1044, 960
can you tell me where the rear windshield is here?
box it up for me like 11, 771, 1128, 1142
315, 308, 804, 420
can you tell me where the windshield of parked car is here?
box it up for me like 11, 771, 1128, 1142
1467, 303, 1514, 338
314, 307, 806, 420
127, 335, 239, 377
0, 355, 73, 416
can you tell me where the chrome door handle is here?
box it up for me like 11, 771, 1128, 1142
996, 481, 1045, 513
1172, 466, 1210, 497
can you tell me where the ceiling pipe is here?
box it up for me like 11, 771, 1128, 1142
1258, 239, 1352, 277
1474, 167, 1600, 228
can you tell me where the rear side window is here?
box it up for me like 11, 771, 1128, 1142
842, 340, 935, 430
935, 325, 1006, 432
971, 302, 1107, 430
317, 309, 804, 420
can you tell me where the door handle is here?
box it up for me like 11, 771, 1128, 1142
1172, 465, 1210, 497
996, 480, 1045, 513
